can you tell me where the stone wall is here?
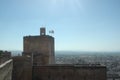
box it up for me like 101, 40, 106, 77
23, 35, 55, 65
0, 50, 11, 64
12, 56, 32, 80
0, 59, 13, 80
33, 64, 107, 80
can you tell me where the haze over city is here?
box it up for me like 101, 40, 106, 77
0, 0, 120, 52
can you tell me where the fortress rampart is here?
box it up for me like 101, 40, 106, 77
33, 64, 106, 80
0, 59, 13, 80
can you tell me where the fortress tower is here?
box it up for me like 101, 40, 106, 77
13, 27, 106, 80
23, 27, 55, 65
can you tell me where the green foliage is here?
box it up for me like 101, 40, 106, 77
0, 51, 2, 57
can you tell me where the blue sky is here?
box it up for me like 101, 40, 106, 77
0, 0, 120, 52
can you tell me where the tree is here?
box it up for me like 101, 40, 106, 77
0, 50, 3, 57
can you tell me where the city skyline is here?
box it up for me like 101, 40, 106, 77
0, 0, 120, 52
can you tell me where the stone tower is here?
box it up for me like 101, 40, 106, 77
23, 27, 55, 65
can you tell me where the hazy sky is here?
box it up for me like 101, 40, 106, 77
0, 0, 120, 52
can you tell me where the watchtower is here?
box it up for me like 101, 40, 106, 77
23, 27, 55, 65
